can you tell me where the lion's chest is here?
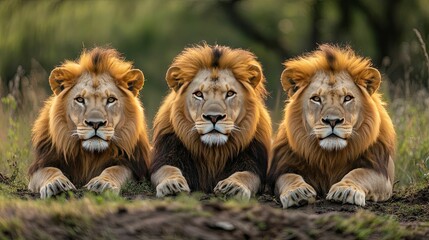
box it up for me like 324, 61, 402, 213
303, 159, 354, 196
61, 153, 116, 187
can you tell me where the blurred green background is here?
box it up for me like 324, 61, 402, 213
0, 0, 428, 187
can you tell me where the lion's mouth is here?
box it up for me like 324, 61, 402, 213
88, 135, 108, 141
81, 136, 110, 152
319, 133, 346, 140
204, 129, 224, 135
318, 134, 348, 151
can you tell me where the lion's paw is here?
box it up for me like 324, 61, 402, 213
40, 176, 76, 199
214, 179, 251, 201
85, 177, 119, 194
326, 182, 366, 206
156, 177, 190, 197
279, 184, 317, 208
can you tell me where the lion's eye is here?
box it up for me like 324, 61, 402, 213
344, 95, 354, 102
75, 97, 85, 104
107, 97, 117, 104
310, 96, 321, 103
226, 90, 236, 98
193, 91, 204, 99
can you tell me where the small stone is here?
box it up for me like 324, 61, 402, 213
211, 221, 235, 231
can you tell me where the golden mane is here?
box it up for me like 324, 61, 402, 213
281, 44, 379, 97
152, 44, 272, 188
269, 44, 396, 194
29, 47, 150, 185
165, 43, 267, 98
49, 47, 143, 96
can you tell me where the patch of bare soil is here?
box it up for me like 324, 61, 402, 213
3, 185, 428, 239
0, 200, 399, 239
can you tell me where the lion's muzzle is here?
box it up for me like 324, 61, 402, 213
321, 117, 344, 128
78, 115, 113, 152
84, 119, 107, 130
315, 116, 351, 151
202, 114, 226, 124
196, 113, 232, 146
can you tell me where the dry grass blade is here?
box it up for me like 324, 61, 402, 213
413, 28, 429, 88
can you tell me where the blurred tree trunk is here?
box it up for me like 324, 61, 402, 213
351, 0, 402, 62
218, 0, 290, 59
334, 0, 415, 90
310, 0, 323, 48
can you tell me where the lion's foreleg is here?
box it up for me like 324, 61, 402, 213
151, 165, 191, 197
327, 158, 394, 206
214, 140, 268, 201
85, 165, 132, 194
28, 167, 76, 199
214, 171, 260, 200
275, 173, 317, 208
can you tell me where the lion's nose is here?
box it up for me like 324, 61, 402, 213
85, 120, 107, 130
322, 117, 344, 128
203, 114, 226, 124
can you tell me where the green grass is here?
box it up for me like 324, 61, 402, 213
0, 96, 33, 192
320, 210, 409, 240
392, 96, 429, 186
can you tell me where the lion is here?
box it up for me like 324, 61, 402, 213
28, 47, 151, 198
267, 44, 396, 208
150, 44, 272, 200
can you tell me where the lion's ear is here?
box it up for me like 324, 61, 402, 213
248, 64, 263, 88
280, 68, 302, 97
49, 67, 74, 95
359, 67, 381, 95
166, 66, 182, 91
123, 69, 144, 96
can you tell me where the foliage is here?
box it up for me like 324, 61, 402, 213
0, 96, 31, 190
321, 210, 408, 240
392, 96, 429, 185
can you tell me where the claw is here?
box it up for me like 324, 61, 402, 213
155, 177, 190, 197
279, 184, 317, 208
214, 179, 251, 201
327, 182, 366, 206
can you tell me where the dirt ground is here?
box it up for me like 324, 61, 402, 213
1, 185, 429, 239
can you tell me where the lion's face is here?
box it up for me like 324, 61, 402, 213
66, 73, 124, 152
301, 71, 364, 151
184, 69, 245, 146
